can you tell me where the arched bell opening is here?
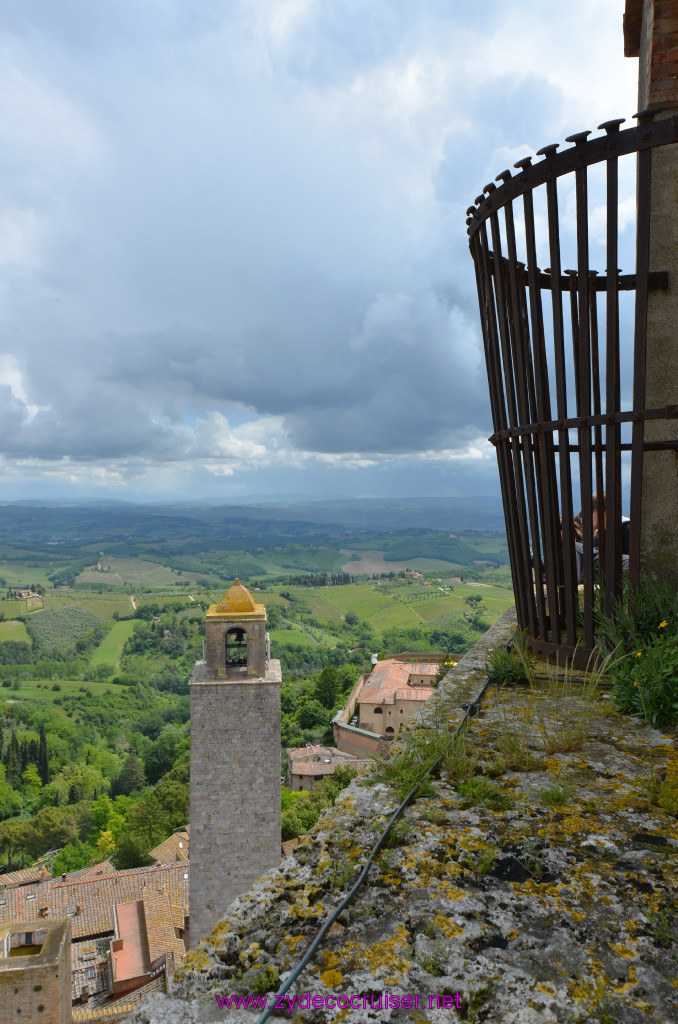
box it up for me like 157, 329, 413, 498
225, 627, 248, 667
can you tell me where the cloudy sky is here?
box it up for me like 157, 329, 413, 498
0, 0, 638, 501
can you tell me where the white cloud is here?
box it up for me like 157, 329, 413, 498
0, 0, 640, 498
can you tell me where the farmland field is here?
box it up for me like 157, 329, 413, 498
0, 620, 30, 641
0, 562, 53, 587
269, 627, 326, 650
90, 620, 137, 667
0, 598, 33, 617
26, 606, 103, 650
77, 557, 181, 588
5, 678, 122, 704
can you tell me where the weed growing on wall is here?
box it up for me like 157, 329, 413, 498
597, 578, 678, 727
486, 644, 530, 687
609, 622, 678, 726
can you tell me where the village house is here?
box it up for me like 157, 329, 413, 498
285, 745, 370, 792
356, 657, 439, 739
334, 653, 455, 756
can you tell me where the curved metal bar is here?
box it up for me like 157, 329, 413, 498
468, 113, 677, 663
467, 115, 678, 240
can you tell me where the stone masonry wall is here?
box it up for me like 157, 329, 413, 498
0, 920, 71, 1024
189, 675, 281, 945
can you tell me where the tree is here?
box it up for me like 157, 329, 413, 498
110, 752, 146, 797
111, 831, 152, 870
52, 840, 96, 876
22, 763, 42, 798
27, 806, 78, 858
0, 764, 22, 820
296, 698, 329, 730
0, 819, 31, 870
315, 664, 339, 709
4, 731, 20, 783
38, 725, 49, 785
143, 730, 189, 785
124, 793, 167, 851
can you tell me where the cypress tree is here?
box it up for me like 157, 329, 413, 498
6, 731, 20, 782
38, 725, 49, 786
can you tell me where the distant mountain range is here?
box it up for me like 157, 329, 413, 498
0, 497, 505, 543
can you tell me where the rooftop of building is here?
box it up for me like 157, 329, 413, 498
207, 578, 265, 619
358, 658, 438, 705
149, 829, 189, 865
0, 862, 189, 942
0, 863, 51, 889
289, 759, 373, 777
286, 744, 359, 764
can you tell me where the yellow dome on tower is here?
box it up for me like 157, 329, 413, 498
216, 579, 257, 614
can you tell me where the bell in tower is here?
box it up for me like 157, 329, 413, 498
203, 578, 268, 678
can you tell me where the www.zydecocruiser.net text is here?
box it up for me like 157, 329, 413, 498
215, 991, 463, 1013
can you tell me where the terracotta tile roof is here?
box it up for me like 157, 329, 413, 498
281, 839, 301, 857
142, 892, 186, 970
0, 863, 189, 941
287, 745, 363, 765
287, 744, 332, 762
64, 861, 116, 883
359, 659, 437, 705
149, 830, 189, 865
0, 863, 51, 889
291, 759, 372, 777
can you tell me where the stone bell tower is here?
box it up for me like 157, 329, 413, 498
189, 580, 282, 945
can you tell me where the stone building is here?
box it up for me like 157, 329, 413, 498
189, 580, 282, 945
333, 654, 449, 756
356, 657, 438, 739
285, 745, 370, 792
0, 918, 71, 1024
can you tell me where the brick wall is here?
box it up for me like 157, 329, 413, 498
626, 0, 678, 109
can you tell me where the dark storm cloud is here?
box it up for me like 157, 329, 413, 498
0, 0, 636, 493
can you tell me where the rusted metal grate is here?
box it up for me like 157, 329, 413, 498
467, 113, 678, 666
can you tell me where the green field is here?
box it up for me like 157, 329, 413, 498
0, 619, 30, 641
0, 598, 32, 617
90, 620, 137, 668
3, 678, 121, 703
269, 627, 326, 650
297, 591, 345, 622
0, 562, 54, 587
77, 557, 181, 588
